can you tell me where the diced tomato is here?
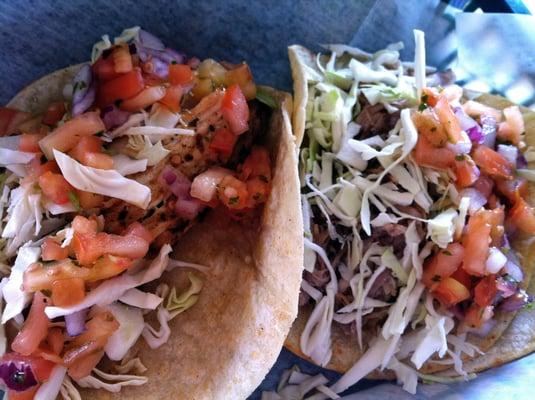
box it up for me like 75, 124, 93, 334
159, 85, 183, 112
11, 293, 49, 356
210, 128, 238, 157
1, 353, 55, 383
19, 133, 46, 153
51, 278, 85, 307
81, 152, 115, 169
122, 222, 153, 243
26, 159, 59, 178
67, 350, 104, 380
412, 135, 456, 170
69, 136, 102, 160
76, 190, 105, 209
72, 231, 149, 265
498, 106, 524, 145
454, 157, 480, 188
462, 210, 491, 276
7, 387, 38, 400
0, 107, 31, 136
39, 111, 106, 160
72, 215, 98, 235
112, 44, 133, 73
495, 177, 528, 203
41, 238, 69, 261
473, 175, 495, 199
464, 304, 493, 328
508, 196, 535, 234
462, 101, 502, 122
119, 85, 166, 112
240, 146, 272, 182
97, 68, 145, 107
221, 84, 249, 135
23, 256, 132, 292
433, 277, 470, 307
474, 274, 498, 307
41, 102, 66, 126
92, 55, 121, 81
480, 208, 505, 246
246, 177, 270, 206
412, 108, 448, 147
422, 243, 465, 289
45, 328, 64, 355
451, 267, 473, 289
190, 167, 233, 202
169, 64, 193, 85
218, 175, 249, 209
224, 63, 257, 100
472, 145, 513, 179
434, 95, 463, 143
422, 87, 439, 107
38, 172, 73, 205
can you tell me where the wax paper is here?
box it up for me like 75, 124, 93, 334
0, 0, 534, 398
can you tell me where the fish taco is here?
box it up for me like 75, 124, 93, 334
0, 27, 303, 399
284, 31, 535, 395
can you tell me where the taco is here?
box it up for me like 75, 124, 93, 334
285, 31, 535, 395
0, 27, 303, 399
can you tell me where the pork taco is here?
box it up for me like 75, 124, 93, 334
285, 31, 535, 395
0, 27, 303, 399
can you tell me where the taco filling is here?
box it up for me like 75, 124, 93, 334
0, 27, 279, 399
287, 31, 534, 395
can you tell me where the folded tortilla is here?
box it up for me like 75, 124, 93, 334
7, 66, 304, 399
286, 44, 535, 377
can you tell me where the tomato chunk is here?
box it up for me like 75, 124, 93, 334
474, 275, 498, 307
498, 106, 524, 145
11, 293, 49, 356
159, 85, 183, 112
434, 95, 463, 143
169, 64, 193, 85
224, 63, 256, 100
97, 69, 145, 107
412, 135, 455, 170
210, 128, 238, 157
472, 145, 513, 179
38, 172, 73, 205
433, 277, 470, 307
76, 190, 105, 209
422, 243, 465, 289
112, 44, 133, 74
93, 55, 122, 81
7, 387, 38, 400
508, 196, 535, 234
464, 304, 493, 328
462, 210, 491, 276
495, 177, 528, 203
218, 175, 249, 210
240, 146, 272, 182
41, 238, 69, 261
51, 278, 85, 307
221, 84, 249, 135
451, 267, 473, 289
27, 159, 59, 178
412, 108, 448, 147
20, 133, 46, 153
454, 157, 480, 188
119, 85, 166, 112
42, 102, 66, 126
72, 231, 149, 265
246, 177, 270, 206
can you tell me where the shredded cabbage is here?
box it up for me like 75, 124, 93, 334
105, 302, 145, 361
45, 244, 171, 318
118, 288, 162, 310
127, 135, 170, 166
0, 149, 35, 166
381, 248, 408, 284
34, 365, 67, 400
165, 273, 202, 317
75, 368, 147, 393
426, 208, 457, 249
1, 244, 40, 323
410, 314, 454, 369
413, 30, 426, 98
112, 154, 148, 176
54, 149, 151, 209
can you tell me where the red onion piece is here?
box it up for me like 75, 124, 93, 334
187, 57, 201, 69
460, 188, 487, 214
465, 318, 498, 338
101, 105, 131, 130
72, 82, 96, 116
72, 64, 92, 105
175, 198, 204, 220
466, 125, 483, 143
496, 276, 517, 298
480, 115, 497, 149
499, 290, 533, 312
0, 360, 38, 391
455, 108, 478, 131
517, 153, 528, 169
497, 144, 518, 166
473, 176, 494, 199
162, 168, 177, 185
138, 29, 165, 50
65, 309, 88, 337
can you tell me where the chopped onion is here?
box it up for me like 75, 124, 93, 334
175, 198, 203, 220
485, 247, 507, 274
496, 276, 517, 298
499, 290, 533, 312
454, 108, 481, 143
65, 309, 88, 336
517, 153, 528, 169
102, 105, 131, 130
137, 29, 165, 50
459, 188, 487, 214
497, 144, 518, 166
72, 64, 96, 116
466, 126, 483, 143
504, 260, 524, 282
0, 360, 38, 391
480, 115, 497, 149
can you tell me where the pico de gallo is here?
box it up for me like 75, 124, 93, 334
0, 27, 274, 399
292, 30, 534, 396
